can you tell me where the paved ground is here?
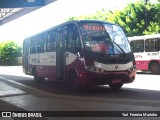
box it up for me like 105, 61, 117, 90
0, 66, 160, 120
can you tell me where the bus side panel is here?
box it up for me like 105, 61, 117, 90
135, 61, 149, 70
134, 52, 149, 70
65, 52, 87, 85
36, 66, 56, 80
29, 52, 56, 79
134, 52, 160, 71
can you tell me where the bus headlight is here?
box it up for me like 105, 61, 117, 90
85, 66, 105, 73
128, 65, 136, 72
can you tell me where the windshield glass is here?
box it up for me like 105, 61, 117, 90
104, 24, 131, 53
80, 22, 131, 54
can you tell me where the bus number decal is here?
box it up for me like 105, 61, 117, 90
31, 57, 39, 63
147, 53, 159, 56
134, 55, 142, 58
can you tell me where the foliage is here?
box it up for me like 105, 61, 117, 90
109, 1, 160, 36
67, 0, 160, 37
108, 1, 147, 36
67, 9, 110, 21
0, 40, 22, 65
143, 2, 160, 34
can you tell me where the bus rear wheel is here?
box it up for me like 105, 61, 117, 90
33, 70, 45, 83
150, 62, 160, 75
109, 83, 123, 90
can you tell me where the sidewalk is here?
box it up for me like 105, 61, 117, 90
0, 66, 24, 76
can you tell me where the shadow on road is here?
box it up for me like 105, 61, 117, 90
136, 71, 152, 75
0, 74, 160, 101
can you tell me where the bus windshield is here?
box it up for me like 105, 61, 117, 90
80, 22, 131, 54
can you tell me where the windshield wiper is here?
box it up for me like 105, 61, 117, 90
104, 31, 126, 56
103, 27, 126, 56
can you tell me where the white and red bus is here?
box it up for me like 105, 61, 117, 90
23, 20, 136, 90
129, 34, 160, 74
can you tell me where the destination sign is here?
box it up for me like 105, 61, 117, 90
83, 24, 105, 31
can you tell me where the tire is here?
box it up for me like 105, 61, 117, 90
109, 83, 123, 90
150, 62, 160, 75
70, 72, 83, 91
33, 70, 45, 83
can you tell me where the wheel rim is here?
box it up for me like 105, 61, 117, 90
151, 65, 158, 73
150, 63, 160, 74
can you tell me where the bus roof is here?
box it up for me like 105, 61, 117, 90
76, 20, 113, 24
24, 20, 114, 40
128, 34, 160, 41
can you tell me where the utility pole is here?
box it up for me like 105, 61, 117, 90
144, 0, 149, 29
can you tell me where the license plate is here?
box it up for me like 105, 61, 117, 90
112, 79, 122, 84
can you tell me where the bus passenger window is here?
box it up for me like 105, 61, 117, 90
145, 41, 150, 52
37, 34, 46, 53
74, 33, 82, 55
46, 31, 56, 52
30, 37, 37, 54
67, 32, 76, 52
158, 38, 160, 51
131, 40, 144, 53
145, 39, 159, 52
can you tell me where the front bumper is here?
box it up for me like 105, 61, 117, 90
80, 70, 136, 86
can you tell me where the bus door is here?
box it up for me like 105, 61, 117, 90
56, 27, 66, 80
65, 24, 82, 69
23, 41, 30, 74
66, 24, 82, 63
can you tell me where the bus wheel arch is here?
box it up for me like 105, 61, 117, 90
149, 61, 160, 75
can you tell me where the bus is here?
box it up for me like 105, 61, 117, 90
23, 20, 136, 90
128, 34, 160, 74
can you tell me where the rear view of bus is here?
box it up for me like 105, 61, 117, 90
78, 20, 136, 89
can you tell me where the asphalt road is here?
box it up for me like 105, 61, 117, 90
0, 66, 160, 120
0, 66, 160, 99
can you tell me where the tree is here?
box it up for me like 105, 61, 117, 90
67, 9, 110, 21
143, 2, 160, 34
108, 1, 147, 36
67, 0, 160, 36
0, 40, 22, 65
110, 1, 160, 36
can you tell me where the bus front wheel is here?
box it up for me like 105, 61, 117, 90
70, 72, 83, 91
109, 83, 123, 90
150, 62, 160, 75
